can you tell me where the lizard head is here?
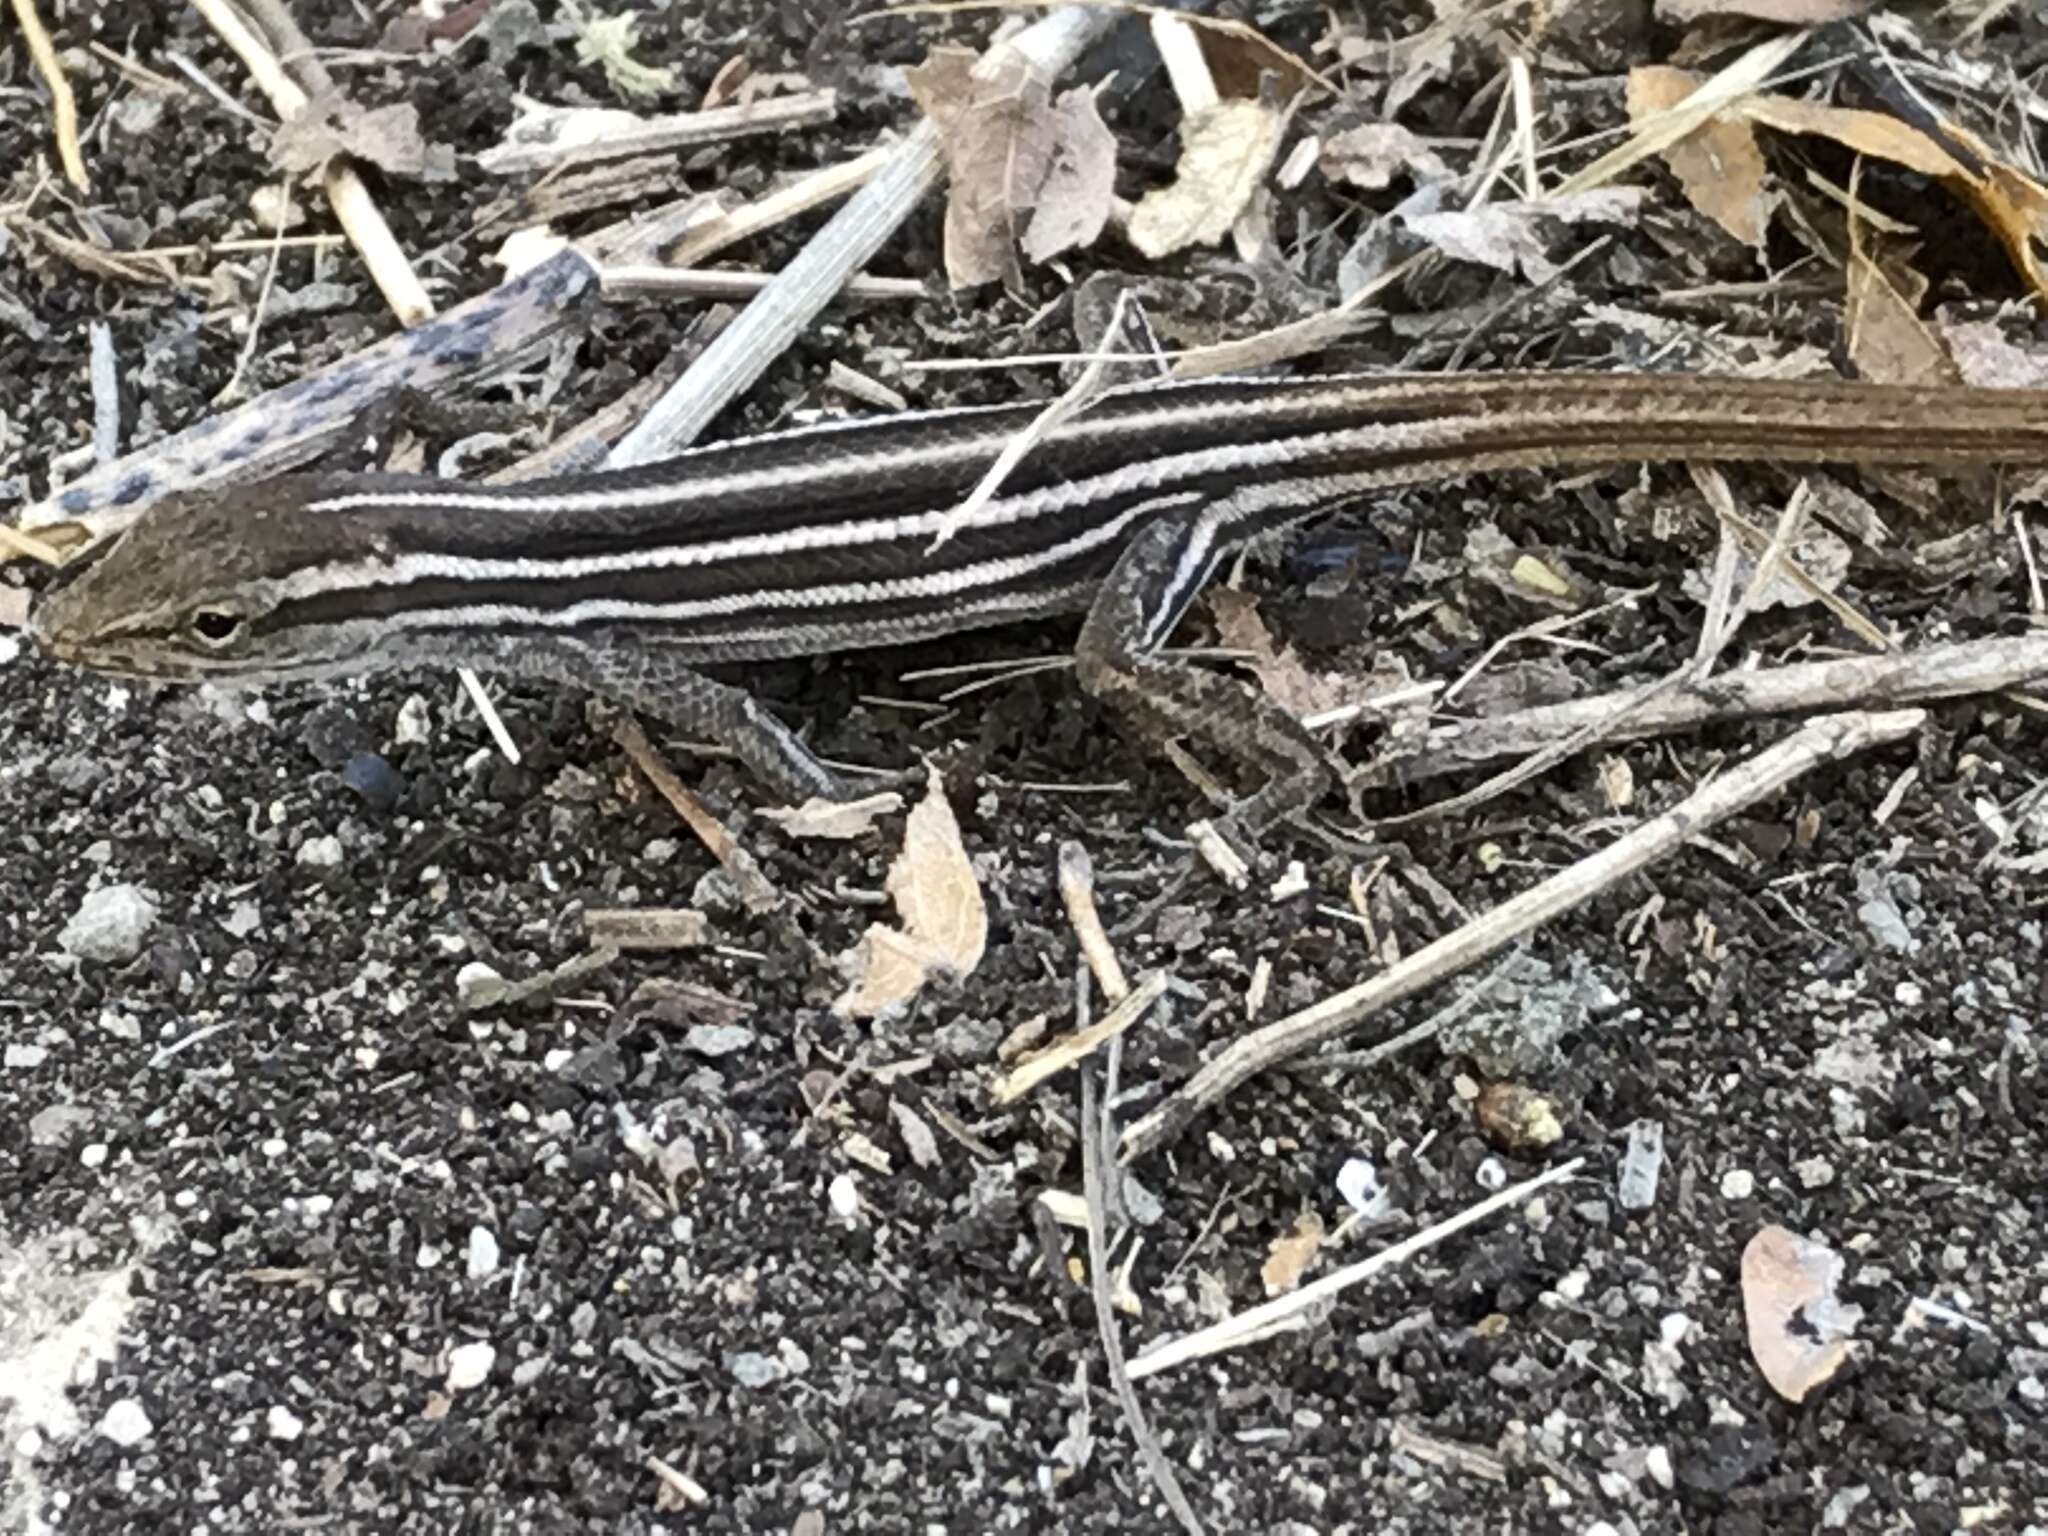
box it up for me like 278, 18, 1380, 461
30, 477, 409, 683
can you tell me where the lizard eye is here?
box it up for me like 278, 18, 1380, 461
191, 607, 245, 646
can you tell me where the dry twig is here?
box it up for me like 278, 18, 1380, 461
1385, 633, 2048, 784
1123, 709, 1928, 1160
608, 712, 783, 916
1126, 1158, 1584, 1378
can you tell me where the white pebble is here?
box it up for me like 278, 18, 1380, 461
445, 1341, 496, 1391
394, 695, 433, 746
1796, 1157, 1835, 1190
1720, 1169, 1755, 1200
59, 884, 159, 963
467, 1226, 500, 1280
267, 1405, 303, 1441
98, 1399, 152, 1446
827, 1172, 860, 1220
296, 835, 345, 870
455, 961, 503, 1007
1646, 1445, 1675, 1490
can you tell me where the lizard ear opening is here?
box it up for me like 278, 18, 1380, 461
191, 606, 245, 646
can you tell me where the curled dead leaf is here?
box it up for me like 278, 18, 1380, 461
833, 768, 987, 1020
1128, 99, 1284, 260
761, 792, 905, 840
1626, 66, 1769, 248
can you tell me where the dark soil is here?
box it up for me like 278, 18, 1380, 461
3, 4, 2044, 1534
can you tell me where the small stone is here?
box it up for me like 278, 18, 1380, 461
1857, 895, 1916, 954
97, 1009, 141, 1041
98, 1399, 152, 1446
683, 1023, 755, 1058
455, 962, 505, 1008
1475, 1157, 1507, 1191
827, 1172, 860, 1220
4, 1043, 47, 1070
1796, 1157, 1835, 1190
342, 753, 404, 813
466, 1226, 500, 1280
1721, 1168, 1755, 1200
220, 900, 263, 939
296, 835, 345, 871
30, 1104, 92, 1146
445, 1341, 496, 1391
728, 1351, 784, 1388
267, 1405, 304, 1441
1475, 1081, 1565, 1152
1337, 1158, 1391, 1219
59, 884, 159, 963
394, 694, 433, 746
1618, 1120, 1665, 1211
1645, 1445, 1675, 1490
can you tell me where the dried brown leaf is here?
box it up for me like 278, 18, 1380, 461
1845, 250, 1955, 388
1402, 189, 1642, 282
1260, 1211, 1325, 1296
1128, 99, 1284, 260
906, 47, 1056, 288
833, 768, 987, 1019
1627, 65, 1769, 248
1739, 96, 1961, 178
271, 94, 457, 181
1208, 589, 1344, 717
1020, 86, 1117, 264
1185, 14, 1329, 100
1737, 98, 2048, 303
1741, 1224, 1862, 1403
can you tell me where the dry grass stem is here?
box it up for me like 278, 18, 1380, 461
10, 0, 89, 190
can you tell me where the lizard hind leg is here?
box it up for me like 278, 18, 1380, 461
1074, 502, 1335, 839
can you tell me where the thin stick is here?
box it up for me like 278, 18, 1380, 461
1058, 841, 1130, 1001
930, 288, 1135, 550
608, 711, 782, 916
481, 90, 840, 176
1080, 1016, 1207, 1535
216, 177, 295, 405
661, 144, 897, 266
1122, 709, 1927, 1160
600, 265, 925, 304
995, 972, 1167, 1105
10, 0, 89, 191
1126, 1158, 1584, 1379
1386, 632, 2048, 785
